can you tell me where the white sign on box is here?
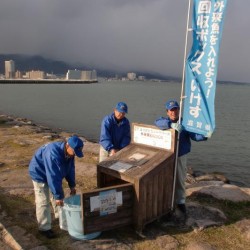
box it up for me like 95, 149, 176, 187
133, 125, 172, 149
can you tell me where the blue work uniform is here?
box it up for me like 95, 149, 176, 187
99, 113, 131, 152
29, 141, 75, 200
154, 116, 207, 156
155, 116, 207, 205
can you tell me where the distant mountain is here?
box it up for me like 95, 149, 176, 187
0, 54, 177, 80
0, 54, 73, 75
0, 54, 125, 77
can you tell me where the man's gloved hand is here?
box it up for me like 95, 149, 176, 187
171, 123, 183, 133
206, 131, 212, 138
70, 187, 76, 196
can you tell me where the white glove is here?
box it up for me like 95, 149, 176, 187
206, 131, 212, 138
171, 123, 183, 133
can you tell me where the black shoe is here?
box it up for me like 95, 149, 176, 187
39, 229, 56, 239
160, 212, 178, 226
161, 212, 175, 221
177, 204, 187, 214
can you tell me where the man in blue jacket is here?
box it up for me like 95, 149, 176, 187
29, 135, 84, 238
99, 102, 131, 162
155, 100, 207, 216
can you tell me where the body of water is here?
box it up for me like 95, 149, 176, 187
0, 79, 249, 186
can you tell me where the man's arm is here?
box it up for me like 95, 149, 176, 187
44, 154, 64, 200
189, 132, 208, 141
65, 160, 76, 191
120, 120, 131, 149
99, 118, 114, 151
154, 117, 171, 130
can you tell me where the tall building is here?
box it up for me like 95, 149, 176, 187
66, 70, 81, 80
81, 70, 97, 81
91, 70, 97, 81
66, 69, 97, 81
15, 70, 23, 79
27, 70, 45, 79
5, 60, 15, 79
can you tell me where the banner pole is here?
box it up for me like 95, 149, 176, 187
171, 0, 192, 211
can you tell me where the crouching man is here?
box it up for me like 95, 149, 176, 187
29, 135, 84, 238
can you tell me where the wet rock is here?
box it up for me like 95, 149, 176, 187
30, 126, 54, 134
187, 180, 224, 189
186, 201, 227, 230
192, 170, 207, 177
159, 201, 227, 232
187, 183, 250, 202
186, 173, 196, 184
15, 118, 34, 125
0, 116, 12, 124
195, 173, 229, 183
241, 187, 250, 196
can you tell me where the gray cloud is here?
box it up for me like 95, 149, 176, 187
0, 0, 249, 83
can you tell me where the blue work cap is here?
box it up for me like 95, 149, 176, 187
68, 135, 84, 158
115, 102, 128, 113
165, 100, 179, 110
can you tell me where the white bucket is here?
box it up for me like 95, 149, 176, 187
63, 195, 101, 240
58, 206, 67, 231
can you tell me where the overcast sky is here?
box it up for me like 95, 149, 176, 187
0, 0, 249, 83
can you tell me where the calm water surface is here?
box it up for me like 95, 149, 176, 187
0, 80, 249, 186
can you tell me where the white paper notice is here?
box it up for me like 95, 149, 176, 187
128, 153, 146, 161
133, 125, 172, 149
100, 189, 117, 215
90, 191, 123, 214
90, 196, 99, 212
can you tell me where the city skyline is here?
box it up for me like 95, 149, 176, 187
2, 58, 142, 82
0, 1, 249, 83
2, 58, 98, 81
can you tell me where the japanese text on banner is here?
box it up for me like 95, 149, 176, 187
182, 0, 227, 137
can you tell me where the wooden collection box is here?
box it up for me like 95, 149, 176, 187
94, 123, 176, 232
81, 183, 134, 234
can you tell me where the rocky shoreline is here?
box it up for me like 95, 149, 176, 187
0, 113, 249, 250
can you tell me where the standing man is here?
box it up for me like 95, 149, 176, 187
99, 102, 131, 162
155, 100, 207, 215
29, 135, 84, 238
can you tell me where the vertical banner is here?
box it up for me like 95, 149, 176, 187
182, 0, 227, 137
